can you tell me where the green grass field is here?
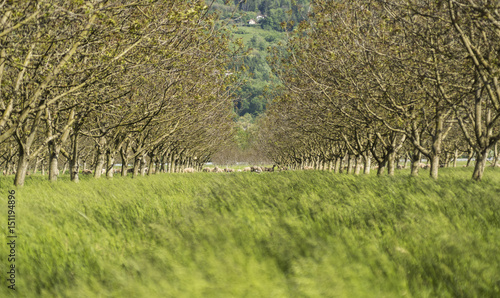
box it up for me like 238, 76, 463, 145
1, 168, 499, 297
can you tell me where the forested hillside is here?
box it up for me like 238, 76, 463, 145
207, 0, 311, 117
211, 0, 311, 31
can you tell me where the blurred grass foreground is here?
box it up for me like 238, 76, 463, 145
1, 168, 499, 297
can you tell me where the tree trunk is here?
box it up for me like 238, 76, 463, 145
70, 164, 79, 182
180, 157, 186, 172
160, 155, 166, 173
120, 148, 128, 177
94, 153, 105, 178
363, 153, 371, 175
175, 156, 180, 173
69, 133, 80, 182
347, 155, 353, 175
493, 143, 499, 167
70, 160, 79, 183
453, 149, 458, 168
94, 150, 105, 179
168, 153, 174, 173
377, 158, 387, 176
466, 149, 474, 167
387, 152, 395, 176
14, 149, 29, 187
153, 157, 161, 175
410, 150, 420, 177
472, 149, 489, 181
33, 156, 40, 175
173, 155, 179, 173
140, 155, 147, 176
106, 150, 115, 178
7, 162, 13, 176
148, 155, 154, 176
93, 136, 106, 178
334, 157, 340, 173
133, 156, 141, 177
430, 155, 440, 180
48, 149, 59, 182
48, 142, 59, 182
62, 162, 68, 175
354, 156, 361, 175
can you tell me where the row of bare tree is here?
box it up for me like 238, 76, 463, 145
0, 0, 240, 186
261, 0, 500, 180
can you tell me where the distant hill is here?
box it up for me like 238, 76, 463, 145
207, 0, 311, 116
208, 0, 311, 31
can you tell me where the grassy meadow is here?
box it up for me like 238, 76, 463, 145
1, 167, 500, 297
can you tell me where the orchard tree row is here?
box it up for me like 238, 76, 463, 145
0, 0, 240, 186
262, 0, 500, 181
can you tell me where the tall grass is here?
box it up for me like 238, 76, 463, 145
1, 168, 499, 297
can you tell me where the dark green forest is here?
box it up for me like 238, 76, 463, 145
207, 0, 311, 117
